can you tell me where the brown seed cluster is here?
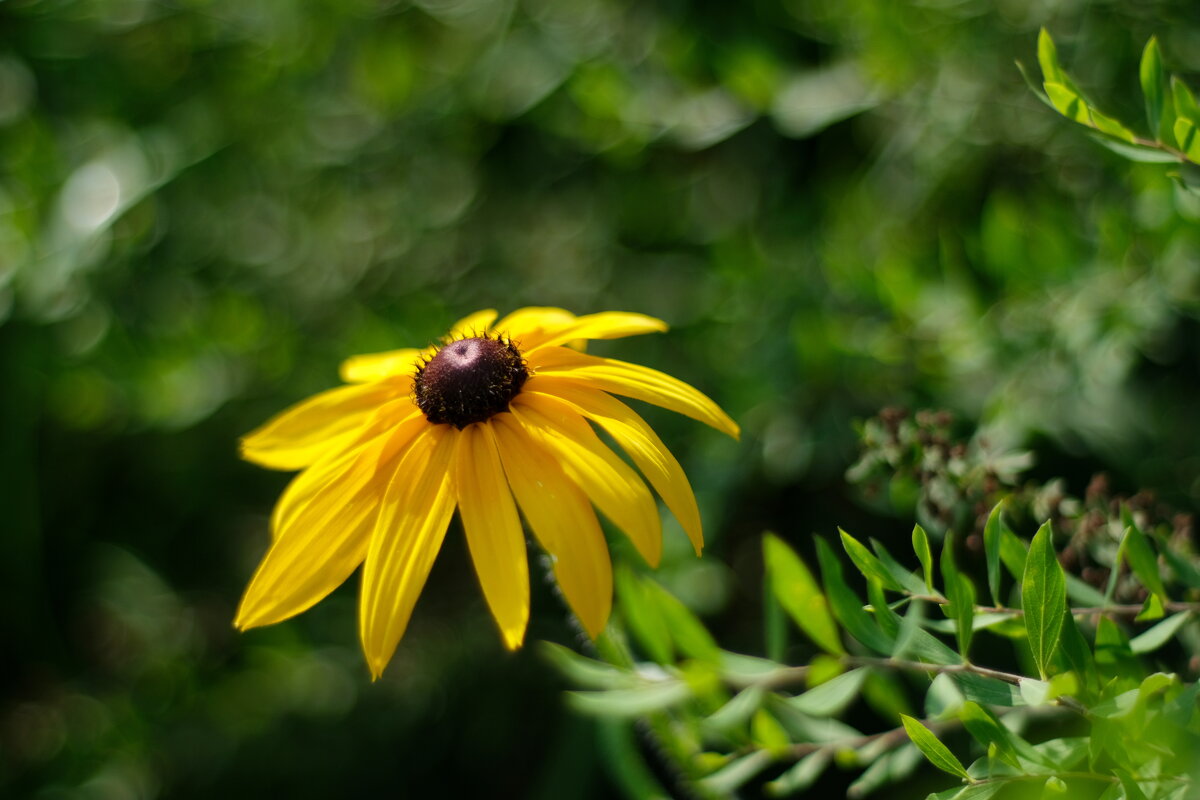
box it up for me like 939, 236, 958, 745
414, 335, 528, 428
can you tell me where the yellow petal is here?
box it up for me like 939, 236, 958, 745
454, 423, 530, 649
523, 376, 704, 555
235, 422, 416, 630
359, 424, 459, 679
528, 346, 740, 440
526, 312, 668, 352
490, 413, 612, 639
270, 407, 426, 539
339, 349, 424, 384
491, 306, 578, 349
240, 380, 407, 470
446, 309, 499, 340
511, 393, 662, 567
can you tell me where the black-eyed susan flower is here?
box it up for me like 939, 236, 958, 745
236, 307, 739, 678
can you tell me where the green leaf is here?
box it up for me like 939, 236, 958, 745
643, 579, 721, 663
841, 528, 905, 592
764, 533, 845, 656
1173, 117, 1200, 164
1173, 76, 1200, 125
786, 667, 868, 717
1045, 82, 1091, 125
816, 537, 896, 655
540, 642, 639, 690
900, 714, 971, 781
1058, 613, 1098, 697
913, 524, 936, 595
871, 537, 928, 595
952, 673, 1021, 707
1129, 611, 1193, 654
699, 750, 774, 796
867, 578, 901, 638
615, 565, 674, 664
567, 680, 692, 717
958, 701, 1036, 769
999, 528, 1028, 580
1022, 521, 1066, 680
1016, 59, 1054, 108
705, 686, 764, 733
1089, 134, 1181, 163
983, 501, 1004, 606
849, 743, 922, 798
1121, 522, 1167, 601
764, 750, 830, 797
751, 708, 792, 755
926, 785, 1002, 800
940, 532, 975, 658
1141, 37, 1165, 137
1037, 28, 1066, 86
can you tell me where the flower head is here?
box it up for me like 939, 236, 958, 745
236, 307, 739, 677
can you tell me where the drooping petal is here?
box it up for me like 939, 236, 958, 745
446, 308, 499, 340
491, 306, 578, 349
454, 423, 530, 650
240, 380, 408, 470
359, 424, 459, 679
523, 375, 704, 555
490, 413, 612, 639
511, 393, 662, 567
235, 418, 423, 630
270, 406, 426, 539
526, 312, 668, 352
528, 346, 740, 439
339, 349, 424, 384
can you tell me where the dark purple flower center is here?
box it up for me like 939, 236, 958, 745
414, 335, 528, 428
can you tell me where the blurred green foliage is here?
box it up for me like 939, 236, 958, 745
4, 0, 1200, 797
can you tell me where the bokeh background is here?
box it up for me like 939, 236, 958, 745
3, 0, 1200, 797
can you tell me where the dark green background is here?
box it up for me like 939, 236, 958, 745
3, 0, 1198, 796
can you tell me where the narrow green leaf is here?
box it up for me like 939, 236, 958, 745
1162, 546, 1200, 590
940, 532, 975, 658
644, 579, 721, 663
926, 784, 1002, 800
998, 528, 1027, 580
1173, 117, 1200, 164
540, 642, 639, 690
1122, 521, 1167, 600
1022, 521, 1067, 680
913, 524, 936, 595
1141, 37, 1165, 136
1045, 82, 1090, 124
1089, 106, 1136, 142
764, 750, 830, 797
763, 533, 845, 655
751, 708, 792, 754
867, 578, 901, 638
705, 686, 764, 733
849, 743, 922, 798
816, 537, 896, 655
1089, 134, 1181, 163
1172, 76, 1200, 125
1129, 611, 1193, 654
1016, 59, 1054, 108
787, 668, 868, 717
871, 537, 929, 595
615, 565, 674, 664
1018, 677, 1051, 706
900, 714, 971, 781
567, 681, 691, 717
841, 528, 905, 592
958, 701, 1026, 768
1059, 613, 1098, 697
1037, 28, 1065, 85
699, 750, 774, 796
983, 501, 1004, 606
952, 673, 1021, 707
764, 564, 787, 662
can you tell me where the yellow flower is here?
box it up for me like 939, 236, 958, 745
236, 307, 739, 677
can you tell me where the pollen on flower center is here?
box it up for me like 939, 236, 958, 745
414, 335, 528, 428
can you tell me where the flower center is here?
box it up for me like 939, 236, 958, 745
414, 335, 528, 428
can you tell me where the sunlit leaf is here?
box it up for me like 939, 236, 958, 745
1129, 611, 1193, 654
841, 528, 905, 592
900, 714, 971, 781
1022, 521, 1066, 680
913, 524, 936, 596
1140, 37, 1165, 136
764, 533, 845, 655
786, 667, 868, 717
